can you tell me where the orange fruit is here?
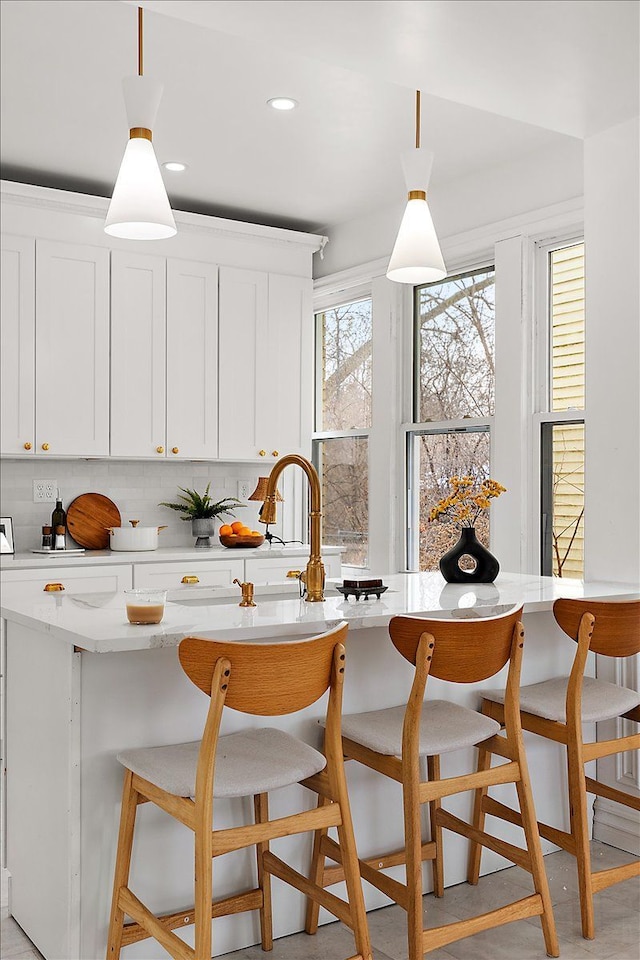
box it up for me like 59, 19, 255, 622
239, 526, 253, 536
251, 530, 261, 536
219, 524, 233, 536
231, 520, 245, 533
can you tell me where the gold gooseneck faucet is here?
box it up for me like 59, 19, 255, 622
259, 454, 325, 602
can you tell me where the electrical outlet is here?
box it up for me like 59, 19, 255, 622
33, 480, 58, 503
237, 480, 252, 501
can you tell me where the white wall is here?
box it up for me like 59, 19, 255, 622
583, 116, 640, 585
0, 459, 298, 553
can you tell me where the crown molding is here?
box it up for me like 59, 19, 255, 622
0, 180, 327, 252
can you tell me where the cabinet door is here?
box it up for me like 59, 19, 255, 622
35, 240, 110, 457
110, 252, 166, 458
218, 266, 269, 460
1, 565, 133, 596
166, 259, 218, 459
245, 553, 341, 584
133, 559, 244, 590
261, 273, 313, 458
1, 235, 35, 456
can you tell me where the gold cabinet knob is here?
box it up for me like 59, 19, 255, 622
156, 446, 164, 454
271, 450, 279, 457
259, 449, 266, 456
181, 575, 199, 584
171, 447, 179, 455
41, 442, 50, 451
23, 441, 32, 450
44, 582, 65, 592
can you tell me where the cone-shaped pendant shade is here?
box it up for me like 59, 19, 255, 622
386, 111, 446, 283
386, 194, 446, 284
105, 70, 176, 240
105, 137, 176, 239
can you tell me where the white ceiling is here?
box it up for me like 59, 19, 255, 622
1, 0, 638, 233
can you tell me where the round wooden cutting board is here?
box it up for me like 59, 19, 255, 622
66, 493, 121, 550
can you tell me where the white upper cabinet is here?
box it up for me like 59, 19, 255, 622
166, 259, 218, 460
1, 234, 35, 456
263, 272, 313, 458
110, 252, 219, 459
218, 267, 312, 461
1, 237, 109, 457
110, 251, 167, 458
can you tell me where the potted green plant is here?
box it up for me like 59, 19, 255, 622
159, 483, 243, 548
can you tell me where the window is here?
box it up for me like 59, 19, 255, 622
407, 267, 496, 570
313, 297, 372, 567
539, 241, 585, 577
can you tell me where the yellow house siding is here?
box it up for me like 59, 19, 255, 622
550, 243, 585, 577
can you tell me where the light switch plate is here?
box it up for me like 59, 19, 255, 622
33, 479, 57, 502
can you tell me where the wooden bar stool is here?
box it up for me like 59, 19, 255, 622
306, 606, 558, 959
106, 621, 372, 960
468, 598, 640, 940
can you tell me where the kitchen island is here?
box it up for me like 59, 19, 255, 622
1, 572, 638, 960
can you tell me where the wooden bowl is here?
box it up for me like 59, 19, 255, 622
219, 534, 265, 549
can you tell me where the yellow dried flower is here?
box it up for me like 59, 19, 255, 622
427, 476, 506, 529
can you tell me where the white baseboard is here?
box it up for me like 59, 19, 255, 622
593, 797, 640, 856
1, 866, 9, 909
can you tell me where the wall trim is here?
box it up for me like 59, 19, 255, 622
593, 797, 640, 856
0, 180, 327, 253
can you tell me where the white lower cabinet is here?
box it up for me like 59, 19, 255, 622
1, 565, 133, 597
133, 558, 244, 590
245, 553, 341, 583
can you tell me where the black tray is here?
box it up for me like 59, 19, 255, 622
335, 584, 388, 601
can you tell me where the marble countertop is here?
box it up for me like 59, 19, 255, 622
1, 571, 637, 655
0, 543, 344, 570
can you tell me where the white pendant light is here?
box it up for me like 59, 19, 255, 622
386, 91, 446, 284
105, 7, 176, 240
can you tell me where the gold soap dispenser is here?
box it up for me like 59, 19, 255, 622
233, 578, 256, 607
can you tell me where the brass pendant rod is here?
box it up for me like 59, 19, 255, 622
415, 90, 421, 149
137, 6, 143, 76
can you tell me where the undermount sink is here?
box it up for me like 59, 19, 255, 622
168, 580, 304, 607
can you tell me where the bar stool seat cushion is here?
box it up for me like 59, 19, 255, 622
484, 676, 640, 724
340, 700, 501, 756
117, 727, 326, 800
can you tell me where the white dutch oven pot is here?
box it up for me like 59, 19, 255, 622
107, 520, 167, 552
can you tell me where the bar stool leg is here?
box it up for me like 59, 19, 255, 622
403, 777, 425, 960
567, 744, 595, 939
254, 792, 274, 950
427, 755, 444, 898
515, 762, 560, 957
305, 794, 330, 935
194, 812, 213, 959
106, 771, 139, 960
467, 740, 493, 885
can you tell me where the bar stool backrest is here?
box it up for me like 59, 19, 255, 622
179, 622, 348, 715
389, 606, 524, 683
553, 598, 640, 658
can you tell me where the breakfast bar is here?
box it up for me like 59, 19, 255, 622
1, 573, 638, 960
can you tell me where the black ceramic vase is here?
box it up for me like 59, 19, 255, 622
439, 527, 499, 584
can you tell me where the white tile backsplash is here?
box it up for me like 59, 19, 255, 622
0, 459, 299, 552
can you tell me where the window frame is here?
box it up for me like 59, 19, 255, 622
532, 234, 586, 576
312, 285, 374, 569
405, 262, 496, 572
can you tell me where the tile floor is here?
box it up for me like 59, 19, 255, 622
2, 842, 638, 960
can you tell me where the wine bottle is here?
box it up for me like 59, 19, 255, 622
51, 494, 66, 543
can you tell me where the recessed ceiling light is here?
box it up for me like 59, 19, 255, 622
267, 97, 298, 111
163, 161, 188, 172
